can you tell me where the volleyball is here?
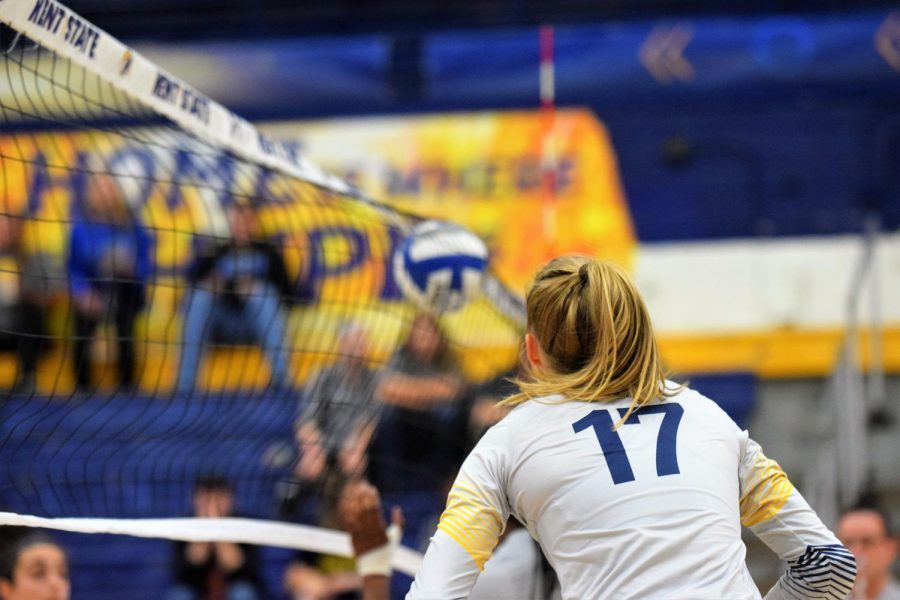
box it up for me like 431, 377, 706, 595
393, 220, 489, 313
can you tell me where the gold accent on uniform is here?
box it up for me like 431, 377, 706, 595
739, 453, 794, 527
437, 478, 503, 570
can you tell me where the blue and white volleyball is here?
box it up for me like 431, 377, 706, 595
393, 220, 489, 313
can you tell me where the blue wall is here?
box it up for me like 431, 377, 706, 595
145, 11, 900, 242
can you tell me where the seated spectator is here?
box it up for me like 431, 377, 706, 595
295, 325, 379, 487
176, 201, 294, 394
67, 173, 151, 392
0, 213, 58, 394
0, 527, 69, 600
169, 475, 262, 600
369, 313, 466, 494
838, 501, 899, 600
282, 480, 362, 600
466, 366, 518, 447
283, 550, 360, 600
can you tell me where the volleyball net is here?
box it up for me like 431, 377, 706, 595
0, 0, 524, 588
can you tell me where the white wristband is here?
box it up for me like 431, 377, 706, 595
355, 523, 401, 577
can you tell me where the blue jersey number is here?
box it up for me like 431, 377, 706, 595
572, 403, 684, 485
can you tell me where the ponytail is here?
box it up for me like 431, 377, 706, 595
500, 255, 679, 425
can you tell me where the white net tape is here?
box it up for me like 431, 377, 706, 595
0, 511, 422, 576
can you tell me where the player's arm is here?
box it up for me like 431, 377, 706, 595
339, 481, 403, 600
407, 427, 510, 600
738, 436, 856, 600
375, 372, 462, 408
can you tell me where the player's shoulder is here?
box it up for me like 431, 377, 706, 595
476, 396, 566, 442
498, 395, 570, 426
669, 383, 715, 408
485, 385, 740, 435
668, 382, 742, 429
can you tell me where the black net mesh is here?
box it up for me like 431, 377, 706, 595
0, 21, 521, 597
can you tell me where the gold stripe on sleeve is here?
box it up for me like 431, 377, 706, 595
740, 453, 794, 527
436, 478, 503, 570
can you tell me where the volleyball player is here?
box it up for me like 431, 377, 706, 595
408, 255, 856, 599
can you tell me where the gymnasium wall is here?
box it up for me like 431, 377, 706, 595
116, 8, 900, 374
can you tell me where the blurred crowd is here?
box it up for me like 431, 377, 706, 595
0, 290, 514, 599
0, 171, 318, 395
0, 169, 520, 599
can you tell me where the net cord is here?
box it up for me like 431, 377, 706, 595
0, 0, 527, 326
0, 0, 352, 194
0, 511, 422, 576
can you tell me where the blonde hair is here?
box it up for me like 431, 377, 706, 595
500, 255, 678, 424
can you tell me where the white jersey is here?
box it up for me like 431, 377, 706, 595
469, 529, 560, 600
408, 386, 856, 600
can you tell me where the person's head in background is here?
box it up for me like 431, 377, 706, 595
337, 323, 369, 368
0, 528, 69, 600
82, 172, 133, 225
838, 502, 898, 596
226, 201, 259, 247
193, 474, 235, 519
403, 312, 450, 367
0, 212, 23, 253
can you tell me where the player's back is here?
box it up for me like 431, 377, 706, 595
499, 386, 758, 599
409, 255, 853, 600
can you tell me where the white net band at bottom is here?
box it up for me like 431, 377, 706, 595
0, 511, 423, 577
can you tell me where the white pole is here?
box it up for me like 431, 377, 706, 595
866, 214, 886, 420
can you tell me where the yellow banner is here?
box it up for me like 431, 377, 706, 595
261, 109, 637, 293
0, 109, 635, 391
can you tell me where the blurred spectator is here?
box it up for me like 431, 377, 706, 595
369, 313, 466, 493
466, 366, 517, 446
0, 214, 58, 394
279, 323, 380, 600
67, 173, 151, 392
838, 503, 899, 600
295, 324, 379, 486
169, 475, 262, 600
176, 202, 294, 394
0, 527, 69, 600
282, 479, 361, 600
282, 551, 359, 600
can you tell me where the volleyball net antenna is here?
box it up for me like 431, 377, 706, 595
0, 0, 524, 584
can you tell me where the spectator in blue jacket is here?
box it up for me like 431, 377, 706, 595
176, 201, 294, 394
67, 173, 151, 392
